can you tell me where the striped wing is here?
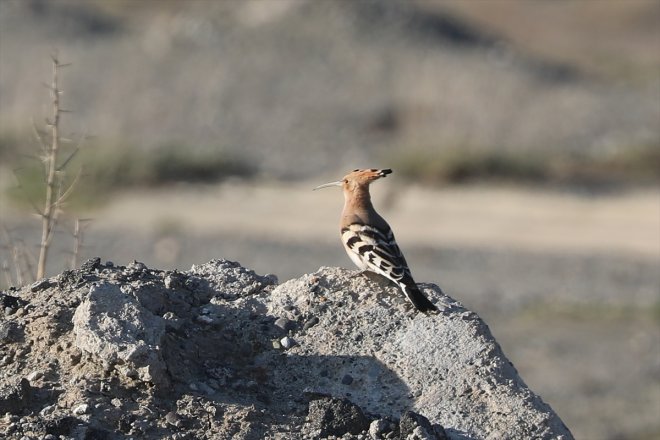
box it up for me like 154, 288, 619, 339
341, 223, 412, 282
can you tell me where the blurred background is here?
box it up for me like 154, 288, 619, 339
0, 0, 659, 438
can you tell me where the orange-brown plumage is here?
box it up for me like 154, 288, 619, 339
315, 168, 437, 313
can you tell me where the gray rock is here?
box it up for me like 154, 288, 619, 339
0, 378, 33, 415
25, 371, 42, 383
30, 278, 53, 292
72, 403, 89, 415
72, 282, 168, 386
280, 336, 296, 349
303, 316, 320, 331
399, 411, 446, 440
165, 411, 183, 428
267, 267, 573, 440
0, 321, 22, 344
305, 396, 371, 437
274, 317, 295, 332
369, 419, 390, 439
188, 259, 277, 297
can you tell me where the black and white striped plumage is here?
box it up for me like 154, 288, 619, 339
314, 168, 438, 314
341, 223, 438, 313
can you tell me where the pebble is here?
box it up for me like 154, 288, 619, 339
196, 315, 214, 325
111, 398, 122, 408
43, 435, 56, 440
369, 419, 389, 438
274, 317, 293, 331
280, 336, 296, 349
72, 403, 89, 415
30, 278, 52, 292
165, 411, 183, 427
39, 404, 56, 416
272, 340, 282, 350
26, 371, 43, 382
303, 316, 320, 331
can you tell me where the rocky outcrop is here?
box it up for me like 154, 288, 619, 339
0, 258, 573, 439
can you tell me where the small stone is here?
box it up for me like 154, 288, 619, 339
280, 336, 296, 349
272, 340, 282, 350
341, 374, 353, 385
111, 398, 122, 408
274, 317, 294, 331
30, 278, 53, 292
196, 315, 214, 325
303, 316, 320, 331
165, 411, 183, 428
26, 371, 43, 382
39, 404, 56, 416
43, 435, 56, 440
72, 403, 89, 415
369, 419, 389, 438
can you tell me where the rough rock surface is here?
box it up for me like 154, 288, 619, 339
0, 258, 573, 439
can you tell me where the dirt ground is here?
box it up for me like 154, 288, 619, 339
2, 182, 659, 439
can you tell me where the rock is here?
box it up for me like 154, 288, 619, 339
30, 278, 53, 292
72, 282, 168, 386
274, 317, 294, 332
0, 260, 573, 439
305, 396, 371, 437
399, 411, 445, 440
280, 336, 296, 349
72, 403, 89, 415
0, 378, 33, 415
369, 419, 390, 439
188, 259, 277, 298
0, 293, 27, 310
80, 257, 102, 272
303, 316, 320, 331
267, 267, 573, 440
0, 321, 22, 344
26, 371, 43, 383
165, 411, 183, 428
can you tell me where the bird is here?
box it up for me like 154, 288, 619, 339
314, 168, 438, 313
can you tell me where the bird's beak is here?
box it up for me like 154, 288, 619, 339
313, 180, 343, 191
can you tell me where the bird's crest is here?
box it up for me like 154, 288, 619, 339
314, 168, 392, 191
346, 168, 392, 184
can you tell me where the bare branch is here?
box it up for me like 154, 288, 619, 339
52, 167, 82, 208
57, 147, 80, 171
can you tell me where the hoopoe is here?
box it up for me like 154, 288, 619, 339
314, 168, 438, 314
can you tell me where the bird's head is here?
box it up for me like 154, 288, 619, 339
313, 168, 392, 192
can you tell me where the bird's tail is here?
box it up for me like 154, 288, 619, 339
399, 279, 438, 314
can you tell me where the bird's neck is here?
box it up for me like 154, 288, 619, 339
342, 185, 374, 219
